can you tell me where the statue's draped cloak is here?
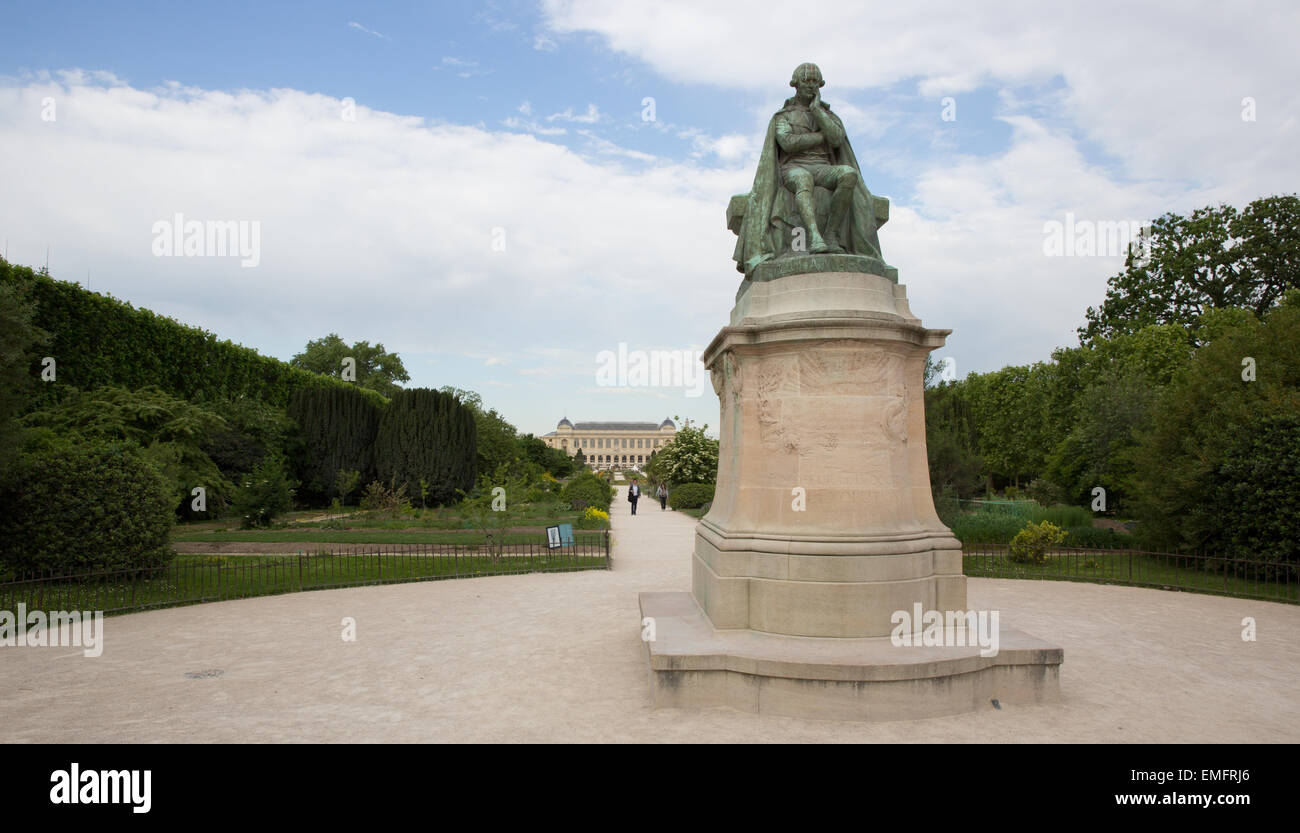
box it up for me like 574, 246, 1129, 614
732, 98, 884, 276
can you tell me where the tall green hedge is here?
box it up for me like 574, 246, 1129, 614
288, 385, 382, 500
372, 388, 477, 506
0, 258, 386, 411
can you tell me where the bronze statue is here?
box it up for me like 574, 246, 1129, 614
731, 63, 886, 276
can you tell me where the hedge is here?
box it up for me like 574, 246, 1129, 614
0, 258, 386, 411
668, 482, 715, 510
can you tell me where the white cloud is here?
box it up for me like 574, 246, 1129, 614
346, 21, 386, 39
0, 73, 743, 434
501, 115, 567, 135
546, 103, 601, 124
539, 0, 1300, 374
541, 0, 1300, 197
439, 56, 489, 78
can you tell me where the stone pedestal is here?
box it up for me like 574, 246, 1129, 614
696, 265, 963, 637
640, 259, 1062, 720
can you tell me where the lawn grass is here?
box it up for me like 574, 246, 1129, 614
171, 529, 600, 545
963, 548, 1298, 603
2, 547, 610, 618
171, 501, 598, 538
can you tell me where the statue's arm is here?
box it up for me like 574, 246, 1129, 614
775, 116, 825, 152
811, 104, 845, 148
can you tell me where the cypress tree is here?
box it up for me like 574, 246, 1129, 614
288, 386, 382, 501
373, 388, 477, 506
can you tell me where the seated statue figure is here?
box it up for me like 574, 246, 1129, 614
731, 62, 887, 277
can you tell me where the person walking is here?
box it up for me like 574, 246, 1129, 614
657, 482, 668, 511
628, 480, 641, 516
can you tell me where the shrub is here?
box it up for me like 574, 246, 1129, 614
21, 385, 234, 518
1028, 504, 1094, 529
1009, 521, 1068, 565
575, 506, 610, 529
1024, 477, 1067, 507
947, 512, 1024, 545
334, 469, 362, 505
1205, 412, 1300, 571
562, 472, 612, 512
0, 443, 175, 576
668, 482, 715, 510
1063, 525, 1136, 549
358, 479, 411, 517
233, 455, 297, 528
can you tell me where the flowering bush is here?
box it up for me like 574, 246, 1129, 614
1008, 520, 1067, 565
576, 506, 610, 529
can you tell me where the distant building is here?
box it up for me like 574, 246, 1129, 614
542, 417, 677, 470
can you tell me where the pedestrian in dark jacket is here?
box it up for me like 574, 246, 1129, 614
628, 481, 640, 515
657, 483, 668, 510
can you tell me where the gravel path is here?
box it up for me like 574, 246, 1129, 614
2, 487, 1297, 742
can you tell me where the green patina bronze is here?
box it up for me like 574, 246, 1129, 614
729, 62, 893, 280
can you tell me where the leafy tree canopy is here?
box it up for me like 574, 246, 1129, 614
291, 333, 410, 397
1080, 194, 1300, 346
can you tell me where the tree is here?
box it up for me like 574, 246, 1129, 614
651, 420, 719, 485
1130, 292, 1300, 552
965, 365, 1055, 489
475, 408, 522, 477
1080, 195, 1300, 346
291, 333, 410, 397
1043, 324, 1194, 510
0, 280, 49, 479
1206, 412, 1300, 573
372, 388, 477, 506
287, 386, 382, 502
21, 385, 234, 517
519, 433, 575, 478
232, 454, 297, 529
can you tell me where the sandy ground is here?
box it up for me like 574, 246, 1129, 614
2, 487, 1297, 743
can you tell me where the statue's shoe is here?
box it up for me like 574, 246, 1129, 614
822, 237, 847, 254
809, 240, 831, 254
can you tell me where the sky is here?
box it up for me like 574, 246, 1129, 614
2, 0, 1297, 437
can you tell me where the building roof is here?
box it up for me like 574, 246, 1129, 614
542, 419, 677, 436
573, 421, 661, 431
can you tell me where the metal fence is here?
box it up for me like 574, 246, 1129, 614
963, 545, 1298, 604
0, 532, 611, 617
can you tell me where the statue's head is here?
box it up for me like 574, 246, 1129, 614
789, 62, 824, 102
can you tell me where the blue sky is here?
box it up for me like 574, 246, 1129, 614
3, 1, 1296, 436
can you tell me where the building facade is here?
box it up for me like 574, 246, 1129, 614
542, 418, 677, 470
